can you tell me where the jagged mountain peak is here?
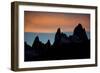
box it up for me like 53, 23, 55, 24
46, 40, 51, 44
74, 23, 83, 32
77, 23, 83, 28
57, 28, 61, 34
73, 23, 88, 41
32, 36, 40, 48
45, 39, 51, 47
34, 36, 39, 42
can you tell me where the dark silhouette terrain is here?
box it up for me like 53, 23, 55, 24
24, 23, 90, 61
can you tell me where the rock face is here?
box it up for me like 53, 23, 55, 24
24, 23, 90, 61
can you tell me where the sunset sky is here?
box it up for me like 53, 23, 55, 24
24, 11, 90, 33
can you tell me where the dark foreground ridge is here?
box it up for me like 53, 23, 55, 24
24, 23, 90, 61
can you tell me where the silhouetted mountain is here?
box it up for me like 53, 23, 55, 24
45, 40, 51, 47
24, 42, 31, 50
53, 28, 69, 46
24, 23, 90, 61
53, 28, 61, 45
32, 36, 45, 54
24, 42, 38, 61
73, 23, 88, 41
32, 36, 40, 48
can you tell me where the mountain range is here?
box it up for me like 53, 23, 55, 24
24, 23, 90, 61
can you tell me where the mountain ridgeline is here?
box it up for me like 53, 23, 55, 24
24, 24, 90, 61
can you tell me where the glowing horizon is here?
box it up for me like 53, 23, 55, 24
24, 11, 90, 33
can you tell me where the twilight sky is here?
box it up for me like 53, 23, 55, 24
24, 11, 90, 33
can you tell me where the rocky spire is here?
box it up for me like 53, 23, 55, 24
53, 28, 62, 45
57, 28, 61, 34
32, 36, 40, 48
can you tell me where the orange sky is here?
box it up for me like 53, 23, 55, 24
24, 11, 90, 33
